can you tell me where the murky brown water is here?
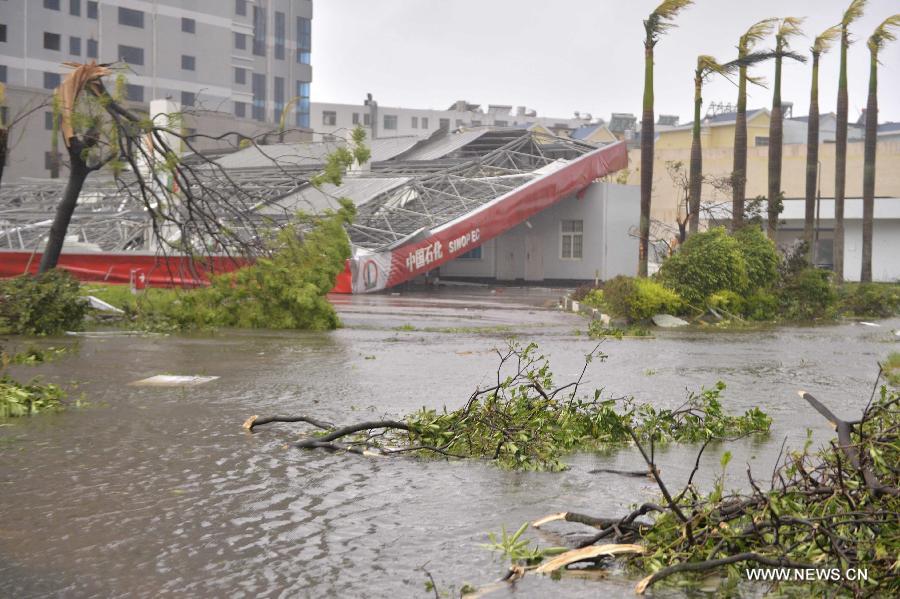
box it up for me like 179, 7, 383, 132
2, 287, 897, 598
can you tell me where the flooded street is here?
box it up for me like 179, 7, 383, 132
2, 287, 897, 598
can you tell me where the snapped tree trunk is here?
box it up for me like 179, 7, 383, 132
767, 55, 783, 240
731, 64, 748, 230
639, 44, 654, 278
688, 77, 703, 235
38, 140, 90, 273
834, 32, 849, 283
803, 53, 821, 264
860, 53, 878, 283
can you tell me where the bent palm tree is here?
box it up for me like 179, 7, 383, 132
732, 18, 777, 230
639, 0, 693, 277
834, 0, 868, 283
803, 26, 841, 264
766, 17, 805, 240
861, 15, 900, 282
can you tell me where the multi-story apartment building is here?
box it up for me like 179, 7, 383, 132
0, 0, 313, 181
310, 98, 599, 141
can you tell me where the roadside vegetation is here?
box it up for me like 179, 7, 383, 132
0, 345, 69, 419
577, 226, 900, 326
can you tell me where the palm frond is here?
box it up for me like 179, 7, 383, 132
868, 14, 900, 56
812, 25, 842, 54
777, 17, 805, 42
746, 74, 769, 88
697, 55, 740, 82
842, 0, 868, 27
740, 18, 778, 52
645, 0, 694, 43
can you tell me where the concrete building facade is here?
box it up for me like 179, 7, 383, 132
0, 0, 313, 181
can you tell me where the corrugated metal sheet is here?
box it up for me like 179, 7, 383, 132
214, 137, 421, 170
396, 129, 490, 161
260, 176, 411, 215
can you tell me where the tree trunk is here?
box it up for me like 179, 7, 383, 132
638, 44, 654, 277
688, 76, 703, 235
803, 53, 820, 264
732, 64, 748, 230
834, 31, 849, 283
860, 53, 877, 283
0, 128, 7, 190
38, 140, 90, 273
767, 55, 783, 240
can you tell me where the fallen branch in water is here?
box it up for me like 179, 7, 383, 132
244, 341, 771, 471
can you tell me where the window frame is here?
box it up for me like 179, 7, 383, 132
181, 54, 195, 71
118, 7, 145, 29
322, 111, 337, 126
69, 35, 81, 56
560, 220, 584, 260
384, 114, 398, 130
43, 32, 62, 51
181, 17, 196, 34
118, 44, 145, 66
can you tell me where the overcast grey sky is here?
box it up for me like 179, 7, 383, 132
312, 0, 900, 124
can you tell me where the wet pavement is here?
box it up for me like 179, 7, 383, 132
1, 285, 897, 598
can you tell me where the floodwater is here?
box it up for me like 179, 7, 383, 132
1, 286, 897, 598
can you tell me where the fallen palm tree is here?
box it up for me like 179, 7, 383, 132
244, 342, 771, 471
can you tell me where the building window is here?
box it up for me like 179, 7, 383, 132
234, 101, 246, 118
295, 81, 310, 128
235, 0, 247, 16
69, 36, 81, 56
274, 76, 285, 120
44, 32, 61, 51
87, 38, 98, 58
422, 117, 429, 129
182, 18, 195, 34
118, 45, 144, 66
384, 115, 397, 130
323, 111, 337, 126
181, 91, 195, 107
118, 7, 144, 28
0, 24, 6, 44
234, 67, 246, 85
561, 220, 583, 259
455, 119, 463, 127
70, 0, 80, 17
755, 136, 769, 147
45, 151, 61, 178
87, 1, 97, 19
472, 120, 482, 126
45, 111, 55, 130
458, 246, 482, 261
495, 120, 508, 127
44, 0, 60, 10
0, 107, 8, 125
364, 113, 371, 126
0, 65, 6, 83
439, 118, 450, 130
181, 55, 195, 71
43, 71, 61, 89
296, 17, 311, 64
252, 5, 266, 56
234, 33, 246, 50
274, 11, 285, 60
251, 73, 266, 121
411, 116, 418, 129
352, 113, 359, 125
125, 84, 144, 102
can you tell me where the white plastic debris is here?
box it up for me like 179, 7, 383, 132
859, 322, 880, 327
83, 295, 125, 314
130, 375, 219, 387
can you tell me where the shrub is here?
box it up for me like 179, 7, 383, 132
0, 375, 66, 418
580, 288, 605, 309
571, 284, 601, 303
658, 227, 749, 306
0, 270, 87, 335
733, 226, 780, 290
779, 268, 836, 320
744, 291, 780, 321
707, 290, 746, 316
603, 276, 682, 321
838, 283, 900, 318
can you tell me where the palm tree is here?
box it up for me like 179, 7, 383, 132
732, 18, 777, 230
639, 0, 693, 277
834, 0, 867, 283
860, 15, 900, 282
766, 17, 805, 240
803, 26, 841, 263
